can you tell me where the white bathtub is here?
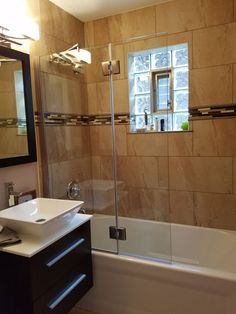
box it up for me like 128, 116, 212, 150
77, 215, 236, 314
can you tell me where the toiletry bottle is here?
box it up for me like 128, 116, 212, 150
160, 119, 165, 131
155, 118, 159, 131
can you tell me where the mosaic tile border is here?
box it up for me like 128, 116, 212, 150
34, 105, 236, 127
34, 112, 130, 126
0, 118, 26, 128
189, 104, 236, 120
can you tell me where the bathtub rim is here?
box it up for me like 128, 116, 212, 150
91, 248, 236, 286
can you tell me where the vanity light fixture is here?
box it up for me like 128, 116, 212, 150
0, 0, 40, 46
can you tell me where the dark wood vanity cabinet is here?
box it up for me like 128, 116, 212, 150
0, 221, 93, 314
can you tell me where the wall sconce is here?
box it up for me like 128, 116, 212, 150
0, 0, 39, 46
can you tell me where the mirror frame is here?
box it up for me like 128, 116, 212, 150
0, 46, 37, 168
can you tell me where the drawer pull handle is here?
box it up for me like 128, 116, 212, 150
48, 273, 86, 310
46, 238, 85, 267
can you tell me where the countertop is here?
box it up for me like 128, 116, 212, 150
0, 214, 92, 258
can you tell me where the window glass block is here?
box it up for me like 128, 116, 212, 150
135, 114, 151, 129
173, 112, 189, 131
173, 48, 188, 67
151, 51, 171, 69
134, 55, 150, 72
134, 73, 150, 94
173, 67, 188, 90
174, 90, 189, 112
135, 95, 150, 114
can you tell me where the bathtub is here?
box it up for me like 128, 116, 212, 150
77, 215, 236, 314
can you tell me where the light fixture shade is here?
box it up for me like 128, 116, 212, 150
0, 0, 39, 41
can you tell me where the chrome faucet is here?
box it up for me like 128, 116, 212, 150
6, 182, 22, 207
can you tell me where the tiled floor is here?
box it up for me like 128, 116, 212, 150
69, 307, 98, 314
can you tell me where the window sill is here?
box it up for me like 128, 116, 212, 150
129, 130, 192, 134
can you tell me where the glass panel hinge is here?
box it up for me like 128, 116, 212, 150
109, 226, 126, 240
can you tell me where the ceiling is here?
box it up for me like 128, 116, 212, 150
49, 0, 170, 22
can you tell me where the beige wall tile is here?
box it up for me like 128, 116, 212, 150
194, 192, 236, 230
193, 23, 236, 68
190, 65, 233, 108
156, 0, 233, 35
170, 190, 194, 225
128, 188, 170, 221
108, 15, 123, 43
96, 81, 110, 113
232, 64, 236, 103
100, 156, 113, 180
127, 133, 168, 156
158, 157, 169, 189
234, 157, 236, 194
50, 157, 91, 199
87, 83, 98, 114
193, 119, 236, 156
117, 156, 159, 189
93, 18, 110, 46
113, 79, 129, 113
45, 126, 90, 164
168, 132, 193, 156
84, 22, 95, 48
118, 7, 156, 41
42, 73, 86, 114
169, 157, 232, 193
90, 125, 127, 156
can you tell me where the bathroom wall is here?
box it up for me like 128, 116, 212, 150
0, 0, 85, 209
84, 0, 236, 231
32, 0, 93, 205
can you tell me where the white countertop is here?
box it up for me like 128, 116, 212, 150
0, 214, 92, 258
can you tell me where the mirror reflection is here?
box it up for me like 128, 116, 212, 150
0, 55, 28, 159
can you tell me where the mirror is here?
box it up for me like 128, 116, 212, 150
0, 46, 36, 167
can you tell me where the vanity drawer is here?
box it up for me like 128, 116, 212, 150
33, 267, 93, 314
30, 221, 92, 300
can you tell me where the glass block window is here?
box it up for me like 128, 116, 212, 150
128, 43, 189, 132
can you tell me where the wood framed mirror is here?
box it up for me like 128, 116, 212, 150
0, 46, 36, 167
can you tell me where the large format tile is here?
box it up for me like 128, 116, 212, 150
127, 188, 170, 221
190, 65, 233, 108
156, 0, 233, 35
193, 23, 236, 68
194, 192, 236, 230
170, 190, 194, 225
117, 156, 159, 189
127, 133, 168, 156
50, 157, 92, 199
90, 125, 127, 156
169, 157, 232, 193
193, 119, 236, 156
168, 132, 193, 156
45, 126, 90, 163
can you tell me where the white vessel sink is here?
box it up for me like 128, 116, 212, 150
0, 198, 84, 237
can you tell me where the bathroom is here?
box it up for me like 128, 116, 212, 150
0, 0, 236, 313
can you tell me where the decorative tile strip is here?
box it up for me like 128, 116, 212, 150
38, 112, 130, 126
189, 104, 236, 120
0, 118, 26, 128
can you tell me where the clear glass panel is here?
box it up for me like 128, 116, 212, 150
38, 44, 118, 254
112, 34, 172, 263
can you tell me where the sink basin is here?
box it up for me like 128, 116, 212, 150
0, 198, 84, 237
